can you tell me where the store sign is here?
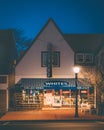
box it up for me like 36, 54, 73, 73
44, 81, 88, 90
44, 81, 69, 86
44, 81, 71, 90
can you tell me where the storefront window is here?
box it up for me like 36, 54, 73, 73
44, 92, 53, 106
22, 89, 40, 104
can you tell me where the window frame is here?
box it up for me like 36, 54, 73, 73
41, 51, 60, 67
52, 51, 60, 67
41, 51, 48, 67
85, 54, 93, 63
76, 53, 93, 64
76, 53, 84, 63
0, 76, 7, 83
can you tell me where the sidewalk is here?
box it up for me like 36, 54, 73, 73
0, 109, 104, 121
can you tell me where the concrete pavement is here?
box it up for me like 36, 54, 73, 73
0, 109, 104, 121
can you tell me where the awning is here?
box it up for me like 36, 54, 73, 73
11, 78, 92, 91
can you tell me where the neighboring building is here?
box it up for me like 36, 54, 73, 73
0, 30, 18, 115
11, 18, 100, 111
96, 44, 104, 74
95, 44, 104, 115
65, 34, 104, 114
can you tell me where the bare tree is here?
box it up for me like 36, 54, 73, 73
80, 66, 104, 90
12, 29, 33, 57
80, 66, 104, 114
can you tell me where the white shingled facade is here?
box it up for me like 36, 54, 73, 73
15, 20, 74, 83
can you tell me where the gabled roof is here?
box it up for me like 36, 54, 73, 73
16, 18, 71, 64
17, 18, 104, 65
0, 30, 18, 74
64, 34, 104, 54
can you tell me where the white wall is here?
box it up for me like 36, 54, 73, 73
15, 20, 75, 83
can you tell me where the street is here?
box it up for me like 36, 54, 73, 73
0, 121, 104, 130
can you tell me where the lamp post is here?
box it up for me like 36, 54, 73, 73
73, 66, 80, 118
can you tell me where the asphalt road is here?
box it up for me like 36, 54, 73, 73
0, 121, 104, 130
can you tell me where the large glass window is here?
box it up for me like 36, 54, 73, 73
41, 51, 60, 67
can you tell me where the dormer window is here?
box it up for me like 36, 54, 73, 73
76, 54, 84, 63
76, 53, 93, 64
85, 54, 93, 63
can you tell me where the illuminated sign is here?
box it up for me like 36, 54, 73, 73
44, 81, 88, 90
44, 81, 71, 90
44, 81, 69, 86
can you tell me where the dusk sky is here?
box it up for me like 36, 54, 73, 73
0, 0, 104, 39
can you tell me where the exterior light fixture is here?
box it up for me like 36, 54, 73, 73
73, 67, 80, 74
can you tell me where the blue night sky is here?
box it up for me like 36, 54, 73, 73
0, 0, 104, 39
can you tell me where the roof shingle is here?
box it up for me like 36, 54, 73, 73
64, 34, 104, 54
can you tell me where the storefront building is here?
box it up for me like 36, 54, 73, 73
11, 18, 96, 111
11, 78, 94, 110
